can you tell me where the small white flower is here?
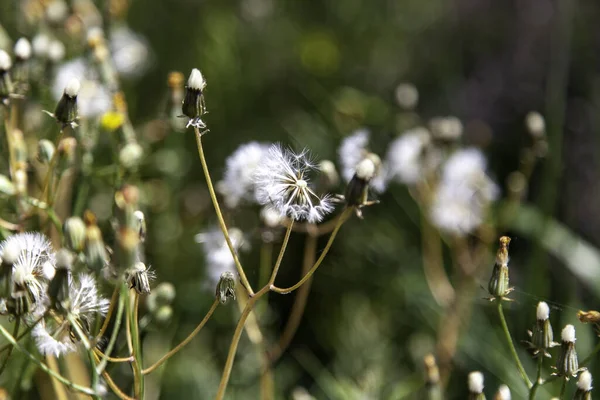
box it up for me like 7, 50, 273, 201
218, 142, 270, 208
430, 148, 498, 235
254, 145, 334, 223
338, 129, 388, 192
53, 58, 111, 118
195, 228, 245, 288
0, 232, 55, 304
386, 127, 432, 184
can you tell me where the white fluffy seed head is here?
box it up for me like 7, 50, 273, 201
577, 370, 592, 391
561, 324, 576, 343
64, 77, 80, 97
0, 50, 12, 71
468, 371, 484, 393
355, 158, 376, 180
1, 241, 20, 264
496, 384, 511, 400
14, 38, 32, 60
188, 68, 206, 90
536, 301, 550, 320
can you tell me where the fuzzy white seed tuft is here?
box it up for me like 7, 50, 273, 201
14, 38, 32, 60
188, 68, 206, 90
64, 77, 81, 97
1, 241, 20, 264
468, 371, 484, 393
561, 324, 576, 343
536, 301, 550, 321
496, 384, 511, 400
355, 158, 376, 181
577, 370, 592, 391
0, 50, 12, 71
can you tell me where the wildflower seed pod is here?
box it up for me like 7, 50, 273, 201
53, 77, 80, 127
494, 384, 510, 400
216, 271, 236, 304
63, 217, 86, 252
48, 249, 72, 311
573, 370, 593, 400
0, 50, 14, 99
423, 354, 442, 400
530, 301, 556, 354
134, 210, 146, 243
37, 139, 55, 164
345, 157, 377, 207
468, 371, 486, 400
127, 262, 151, 294
488, 236, 512, 299
182, 68, 207, 119
84, 212, 108, 273
556, 325, 579, 379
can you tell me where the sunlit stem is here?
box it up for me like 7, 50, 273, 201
497, 301, 532, 388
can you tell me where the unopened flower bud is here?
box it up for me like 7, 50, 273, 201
216, 271, 236, 304
488, 236, 512, 299
468, 371, 486, 400
63, 217, 86, 252
10, 289, 32, 316
182, 68, 208, 129
134, 211, 146, 242
48, 249, 72, 310
52, 77, 80, 127
37, 139, 55, 163
345, 157, 376, 207
555, 325, 579, 379
574, 370, 593, 400
494, 384, 510, 400
119, 143, 144, 170
127, 262, 152, 294
0, 50, 12, 72
527, 301, 557, 356
84, 211, 108, 272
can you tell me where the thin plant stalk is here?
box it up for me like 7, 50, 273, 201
497, 301, 533, 388
269, 233, 317, 363
529, 356, 544, 400
559, 377, 567, 399
96, 285, 119, 339
96, 286, 126, 375
194, 126, 254, 295
68, 315, 100, 400
0, 323, 97, 396
142, 299, 219, 375
271, 208, 352, 294
126, 288, 144, 399
0, 317, 19, 375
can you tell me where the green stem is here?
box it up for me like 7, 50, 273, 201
559, 377, 567, 399
268, 221, 294, 284
96, 285, 126, 375
142, 299, 219, 375
497, 301, 533, 388
0, 317, 19, 375
67, 315, 100, 399
125, 287, 144, 399
271, 208, 352, 294
194, 127, 254, 295
529, 356, 544, 400
0, 323, 96, 396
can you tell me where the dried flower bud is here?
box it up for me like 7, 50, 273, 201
494, 384, 510, 400
52, 77, 80, 127
468, 371, 486, 400
555, 325, 579, 379
574, 370, 593, 400
216, 271, 236, 304
345, 158, 376, 206
577, 310, 600, 324
488, 236, 512, 299
48, 249, 72, 311
37, 139, 55, 164
63, 217, 86, 252
84, 212, 108, 272
127, 262, 151, 294
182, 68, 208, 129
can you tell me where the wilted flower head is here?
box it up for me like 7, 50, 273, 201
218, 142, 270, 208
0, 232, 55, 308
386, 127, 433, 184
338, 129, 388, 193
254, 145, 334, 223
430, 148, 498, 235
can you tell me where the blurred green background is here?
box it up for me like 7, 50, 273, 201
3, 0, 600, 398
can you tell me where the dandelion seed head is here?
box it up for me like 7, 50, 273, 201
338, 129, 388, 193
577, 370, 592, 391
14, 38, 32, 60
32, 321, 76, 357
218, 142, 270, 208
468, 371, 484, 393
386, 127, 431, 184
254, 144, 334, 223
562, 324, 576, 343
62, 274, 109, 326
537, 301, 550, 321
